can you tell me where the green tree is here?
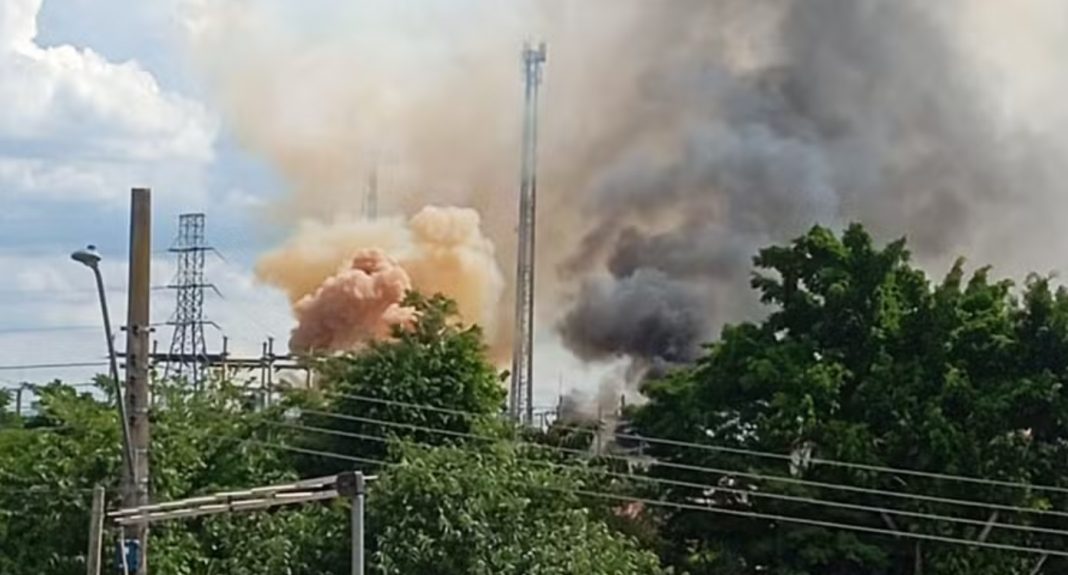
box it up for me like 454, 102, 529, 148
0, 380, 346, 575
146, 380, 349, 574
0, 293, 524, 574
299, 292, 508, 471
632, 224, 1068, 574
0, 388, 19, 429
369, 442, 665, 575
0, 383, 123, 575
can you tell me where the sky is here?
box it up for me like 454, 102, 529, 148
1, 0, 304, 395
11, 0, 1068, 415
0, 0, 596, 409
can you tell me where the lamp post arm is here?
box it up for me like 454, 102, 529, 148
93, 266, 136, 483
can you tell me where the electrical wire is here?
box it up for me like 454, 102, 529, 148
293, 407, 1068, 520
221, 435, 389, 468
271, 419, 1068, 539
0, 484, 94, 494
559, 487, 1068, 559
0, 361, 108, 372
218, 428, 1068, 559
0, 325, 101, 335
313, 389, 1068, 497
8, 425, 74, 432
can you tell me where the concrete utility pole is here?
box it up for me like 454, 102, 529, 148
125, 188, 152, 573
338, 471, 367, 575
86, 486, 105, 575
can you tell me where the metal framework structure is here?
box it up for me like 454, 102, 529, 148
363, 166, 379, 220
165, 213, 216, 388
109, 474, 353, 526
510, 42, 547, 425
107, 472, 373, 575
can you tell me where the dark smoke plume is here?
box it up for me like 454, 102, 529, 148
184, 0, 1068, 396
559, 0, 1049, 371
560, 269, 707, 366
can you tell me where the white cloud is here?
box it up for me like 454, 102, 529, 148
0, 0, 216, 203
0, 250, 296, 384
0, 155, 211, 203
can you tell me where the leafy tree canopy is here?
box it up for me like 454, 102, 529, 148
298, 292, 508, 470
632, 224, 1068, 575
369, 442, 665, 575
0, 293, 515, 575
0, 380, 337, 575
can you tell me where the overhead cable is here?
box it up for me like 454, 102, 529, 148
273, 419, 1068, 539
313, 389, 1068, 497
293, 407, 1068, 519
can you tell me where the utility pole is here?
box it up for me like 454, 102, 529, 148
125, 188, 152, 573
511, 41, 547, 425
86, 486, 105, 575
338, 471, 367, 575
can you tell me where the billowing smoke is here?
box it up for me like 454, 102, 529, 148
403, 206, 506, 344
182, 1, 1068, 390
257, 206, 505, 354
289, 250, 415, 354
558, 0, 1068, 370
560, 270, 706, 366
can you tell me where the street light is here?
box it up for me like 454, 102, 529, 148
71, 244, 135, 483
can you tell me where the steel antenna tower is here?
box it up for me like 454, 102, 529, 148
363, 165, 379, 220
511, 41, 547, 425
165, 213, 217, 388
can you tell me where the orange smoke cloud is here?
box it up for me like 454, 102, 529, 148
402, 206, 505, 341
289, 249, 416, 354
257, 205, 505, 354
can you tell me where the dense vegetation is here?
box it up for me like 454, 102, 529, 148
3, 225, 1068, 574
632, 224, 1068, 574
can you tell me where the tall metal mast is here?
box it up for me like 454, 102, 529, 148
363, 165, 379, 220
511, 41, 547, 425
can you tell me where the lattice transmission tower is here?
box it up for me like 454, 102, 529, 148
165, 213, 217, 388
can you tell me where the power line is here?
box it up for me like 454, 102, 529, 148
0, 484, 94, 494
0, 287, 127, 297
319, 390, 494, 419
562, 487, 1068, 559
218, 435, 389, 468
219, 430, 1068, 559
4, 382, 99, 389
0, 322, 168, 336
0, 285, 170, 297
214, 290, 287, 339
274, 419, 1068, 539
0, 325, 101, 335
0, 361, 108, 372
314, 389, 1068, 497
292, 407, 1068, 520
0, 425, 74, 433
